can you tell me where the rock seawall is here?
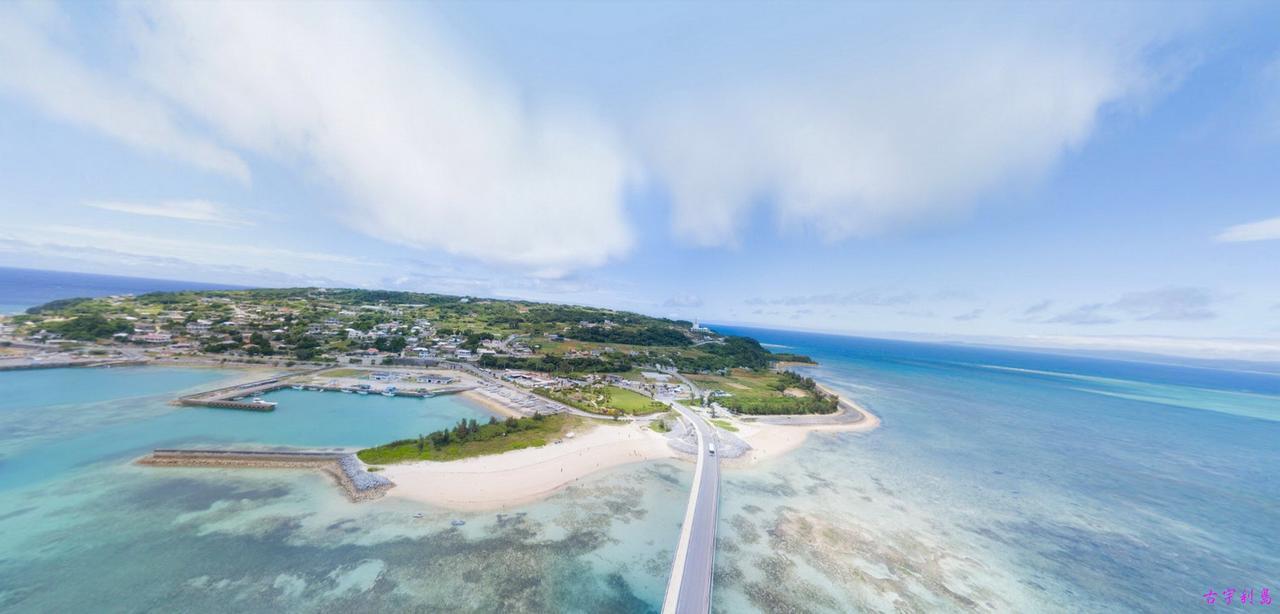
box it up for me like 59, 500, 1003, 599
138, 449, 394, 502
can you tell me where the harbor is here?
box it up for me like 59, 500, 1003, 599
174, 367, 480, 411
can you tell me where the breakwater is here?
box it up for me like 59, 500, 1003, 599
0, 358, 148, 372
176, 377, 476, 411
139, 448, 394, 501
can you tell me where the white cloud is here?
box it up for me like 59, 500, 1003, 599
121, 2, 634, 273
85, 200, 250, 227
1111, 287, 1216, 321
1215, 216, 1280, 242
0, 2, 632, 274
0, 224, 370, 275
0, 3, 249, 181
663, 294, 704, 308
645, 6, 1200, 246
1045, 287, 1217, 325
1015, 334, 1280, 363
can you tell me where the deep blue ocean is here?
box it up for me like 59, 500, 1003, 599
0, 266, 241, 314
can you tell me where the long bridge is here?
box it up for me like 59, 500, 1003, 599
661, 384, 721, 613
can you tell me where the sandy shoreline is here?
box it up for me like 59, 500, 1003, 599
377, 422, 677, 511
725, 381, 881, 466
132, 361, 880, 509
378, 381, 881, 510
458, 390, 525, 419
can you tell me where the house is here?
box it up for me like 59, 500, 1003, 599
338, 352, 382, 366
416, 374, 456, 385
346, 328, 373, 343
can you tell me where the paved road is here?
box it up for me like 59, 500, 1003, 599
661, 400, 719, 614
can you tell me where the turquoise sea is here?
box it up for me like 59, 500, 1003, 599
1, 328, 1277, 612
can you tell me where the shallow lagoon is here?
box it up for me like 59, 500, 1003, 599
713, 327, 1280, 613
0, 367, 686, 612
3, 331, 1279, 612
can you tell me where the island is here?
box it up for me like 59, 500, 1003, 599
0, 287, 879, 509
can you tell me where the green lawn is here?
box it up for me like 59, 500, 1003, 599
602, 386, 667, 415
710, 418, 739, 432
357, 414, 579, 464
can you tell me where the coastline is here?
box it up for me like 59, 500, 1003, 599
56, 360, 881, 509
722, 380, 881, 467
376, 422, 677, 511
458, 389, 525, 419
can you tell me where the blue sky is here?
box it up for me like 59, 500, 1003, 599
1, 1, 1278, 360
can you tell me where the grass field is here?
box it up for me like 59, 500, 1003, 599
602, 386, 667, 414
317, 368, 366, 378
710, 418, 739, 432
357, 414, 579, 464
535, 385, 667, 416
689, 369, 838, 415
688, 369, 782, 400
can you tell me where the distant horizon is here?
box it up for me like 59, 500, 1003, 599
3, 1, 1278, 353
6, 263, 1279, 369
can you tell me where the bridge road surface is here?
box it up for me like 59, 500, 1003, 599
661, 399, 720, 614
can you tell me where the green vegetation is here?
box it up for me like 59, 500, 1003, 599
565, 324, 691, 347
25, 297, 93, 314
44, 314, 133, 341
13, 288, 811, 373
357, 413, 575, 464
690, 369, 838, 415
673, 336, 811, 372
710, 419, 739, 432
533, 385, 667, 416
770, 353, 817, 364
479, 354, 632, 374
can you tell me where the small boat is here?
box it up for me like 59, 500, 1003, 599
291, 385, 304, 390
381, 391, 396, 397
450, 519, 466, 527
341, 388, 353, 394
357, 390, 369, 395
307, 387, 321, 392
413, 512, 424, 519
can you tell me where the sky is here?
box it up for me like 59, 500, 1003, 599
0, 1, 1278, 361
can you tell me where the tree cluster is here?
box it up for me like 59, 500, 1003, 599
565, 324, 691, 347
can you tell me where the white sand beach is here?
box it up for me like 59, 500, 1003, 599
725, 393, 882, 466
377, 422, 677, 511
